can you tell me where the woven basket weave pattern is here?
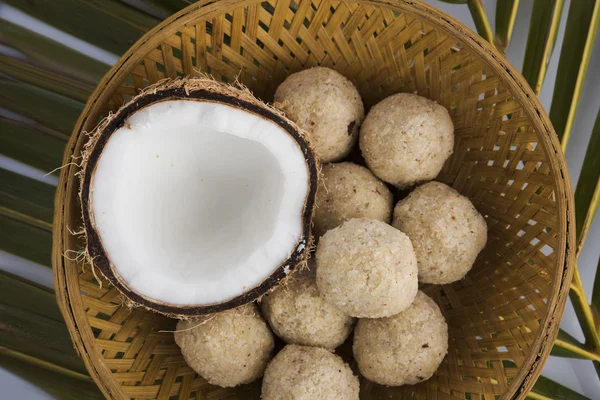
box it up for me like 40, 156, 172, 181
53, 0, 574, 399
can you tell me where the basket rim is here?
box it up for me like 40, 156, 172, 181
52, 0, 576, 399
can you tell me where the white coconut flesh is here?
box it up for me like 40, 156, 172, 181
90, 100, 310, 306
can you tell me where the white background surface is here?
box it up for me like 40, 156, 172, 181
0, 0, 599, 398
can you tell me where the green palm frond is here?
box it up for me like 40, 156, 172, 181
550, 0, 600, 148
0, 77, 83, 134
0, 21, 107, 102
0, 168, 54, 230
121, 0, 193, 19
0, 347, 103, 400
0, 118, 67, 174
592, 256, 600, 324
528, 376, 591, 400
466, 0, 494, 43
494, 0, 519, 52
3, 0, 159, 55
574, 107, 600, 250
551, 329, 600, 362
521, 0, 564, 95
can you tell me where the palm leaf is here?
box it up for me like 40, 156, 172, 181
0, 348, 103, 400
574, 108, 600, 251
494, 0, 519, 52
528, 375, 591, 400
0, 21, 108, 102
0, 168, 54, 227
120, 0, 192, 19
521, 0, 565, 95
466, 0, 494, 44
592, 256, 600, 322
0, 118, 67, 175
0, 167, 54, 265
0, 272, 61, 321
0, 214, 52, 266
0, 271, 97, 397
552, 329, 600, 362
569, 264, 600, 379
3, 0, 159, 56
549, 0, 600, 148
0, 77, 83, 135
0, 303, 88, 375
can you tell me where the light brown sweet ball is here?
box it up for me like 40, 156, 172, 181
262, 344, 359, 400
392, 181, 487, 284
353, 291, 448, 386
316, 218, 418, 318
174, 304, 274, 388
359, 93, 454, 188
260, 262, 355, 350
274, 67, 364, 163
314, 162, 393, 238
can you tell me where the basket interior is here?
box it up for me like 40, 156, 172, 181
59, 0, 566, 398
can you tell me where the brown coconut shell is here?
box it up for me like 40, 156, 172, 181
79, 78, 318, 317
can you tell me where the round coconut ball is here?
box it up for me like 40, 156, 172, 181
274, 67, 364, 163
314, 162, 393, 238
174, 304, 274, 388
260, 262, 355, 350
392, 181, 487, 284
353, 291, 448, 386
316, 218, 418, 318
262, 344, 359, 400
359, 93, 454, 188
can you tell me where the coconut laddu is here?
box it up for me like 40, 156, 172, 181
275, 67, 364, 163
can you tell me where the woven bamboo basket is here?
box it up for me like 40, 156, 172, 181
52, 0, 576, 398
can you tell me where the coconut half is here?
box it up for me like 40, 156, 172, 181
80, 79, 318, 316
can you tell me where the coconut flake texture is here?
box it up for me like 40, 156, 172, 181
316, 218, 418, 318
353, 291, 448, 386
392, 181, 487, 284
262, 344, 359, 400
260, 261, 355, 350
274, 67, 364, 163
174, 304, 274, 388
84, 79, 317, 311
359, 93, 454, 188
314, 162, 393, 238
